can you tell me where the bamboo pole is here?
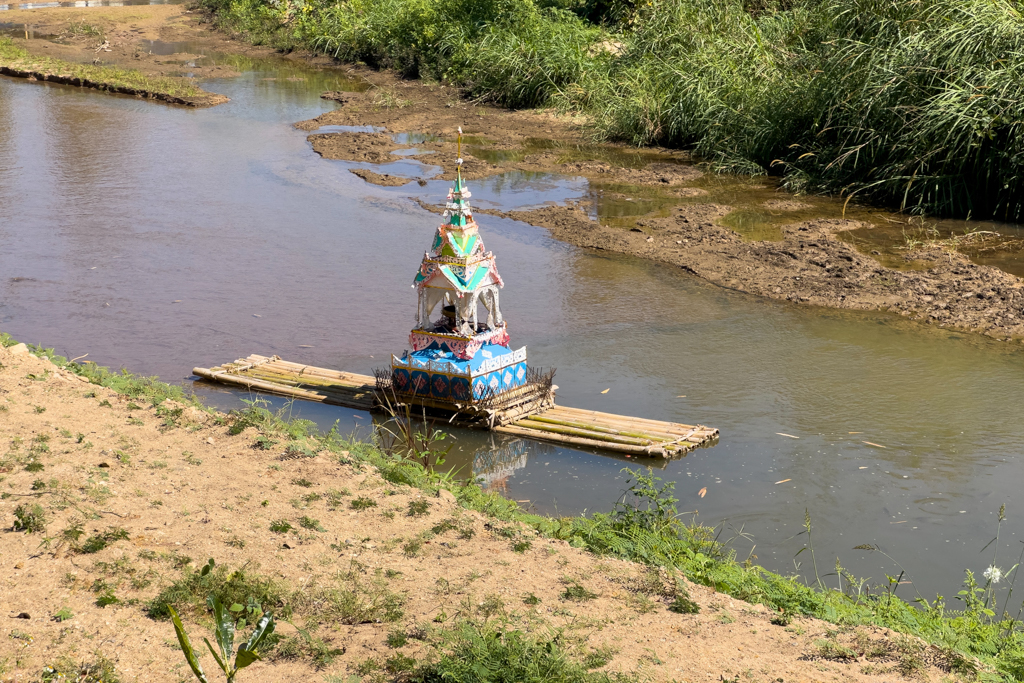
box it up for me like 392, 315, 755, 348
193, 367, 326, 401
524, 415, 672, 441
265, 359, 375, 383
245, 368, 355, 388
192, 367, 374, 410
512, 419, 651, 446
546, 407, 698, 433
543, 407, 718, 443
549, 405, 697, 428
494, 425, 667, 457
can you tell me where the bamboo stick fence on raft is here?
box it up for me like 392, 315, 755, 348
192, 354, 719, 458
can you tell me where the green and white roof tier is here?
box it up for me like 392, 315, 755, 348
412, 172, 505, 335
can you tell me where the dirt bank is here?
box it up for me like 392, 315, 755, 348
2, 5, 244, 82
493, 205, 1024, 340
0, 343, 967, 682
0, 6, 240, 105
299, 88, 1024, 341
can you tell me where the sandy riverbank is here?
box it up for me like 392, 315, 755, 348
0, 341, 968, 682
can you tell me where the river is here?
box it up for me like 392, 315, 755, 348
2, 44, 1023, 603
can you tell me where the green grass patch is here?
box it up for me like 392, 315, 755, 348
411, 620, 631, 682
0, 37, 206, 101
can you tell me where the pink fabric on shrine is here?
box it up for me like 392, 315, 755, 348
409, 327, 511, 360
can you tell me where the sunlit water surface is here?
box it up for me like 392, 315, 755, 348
2, 49, 1024, 602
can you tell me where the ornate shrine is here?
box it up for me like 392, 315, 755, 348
386, 131, 537, 410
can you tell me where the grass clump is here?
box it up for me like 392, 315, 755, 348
147, 559, 288, 621
289, 569, 406, 626
270, 627, 344, 669
299, 516, 326, 532
41, 653, 120, 683
667, 588, 700, 615
410, 620, 627, 682
407, 499, 430, 516
560, 582, 598, 602
13, 503, 46, 533
79, 527, 130, 554
350, 496, 377, 510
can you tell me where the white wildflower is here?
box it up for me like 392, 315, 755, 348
984, 565, 1003, 584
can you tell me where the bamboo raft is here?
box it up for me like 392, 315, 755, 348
193, 354, 719, 458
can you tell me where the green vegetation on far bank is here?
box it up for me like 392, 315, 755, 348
202, 0, 1024, 222
0, 38, 221, 105
6, 330, 1024, 678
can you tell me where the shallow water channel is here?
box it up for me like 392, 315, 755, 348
2, 42, 1024, 603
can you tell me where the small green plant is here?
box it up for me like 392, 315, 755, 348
252, 435, 277, 451
24, 461, 44, 472
407, 499, 430, 516
96, 589, 120, 608
582, 645, 616, 670
291, 478, 314, 488
269, 520, 292, 534
403, 539, 423, 556
53, 607, 74, 622
13, 503, 46, 533
299, 516, 325, 532
170, 595, 276, 683
560, 582, 597, 602
351, 497, 377, 510
386, 629, 408, 648
41, 654, 119, 682
523, 593, 541, 605
34, 405, 46, 414
80, 527, 130, 554
668, 591, 700, 615
511, 539, 532, 553
31, 479, 46, 490
814, 638, 857, 661
384, 653, 417, 673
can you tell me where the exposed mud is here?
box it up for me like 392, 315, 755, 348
296, 79, 1024, 340
350, 168, 415, 187
2, 5, 255, 84
763, 199, 813, 211
490, 202, 1024, 339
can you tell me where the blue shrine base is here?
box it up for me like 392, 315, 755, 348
391, 343, 528, 402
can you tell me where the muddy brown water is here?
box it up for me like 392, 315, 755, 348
2, 41, 1024, 603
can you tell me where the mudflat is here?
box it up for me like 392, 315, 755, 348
300, 82, 1024, 343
